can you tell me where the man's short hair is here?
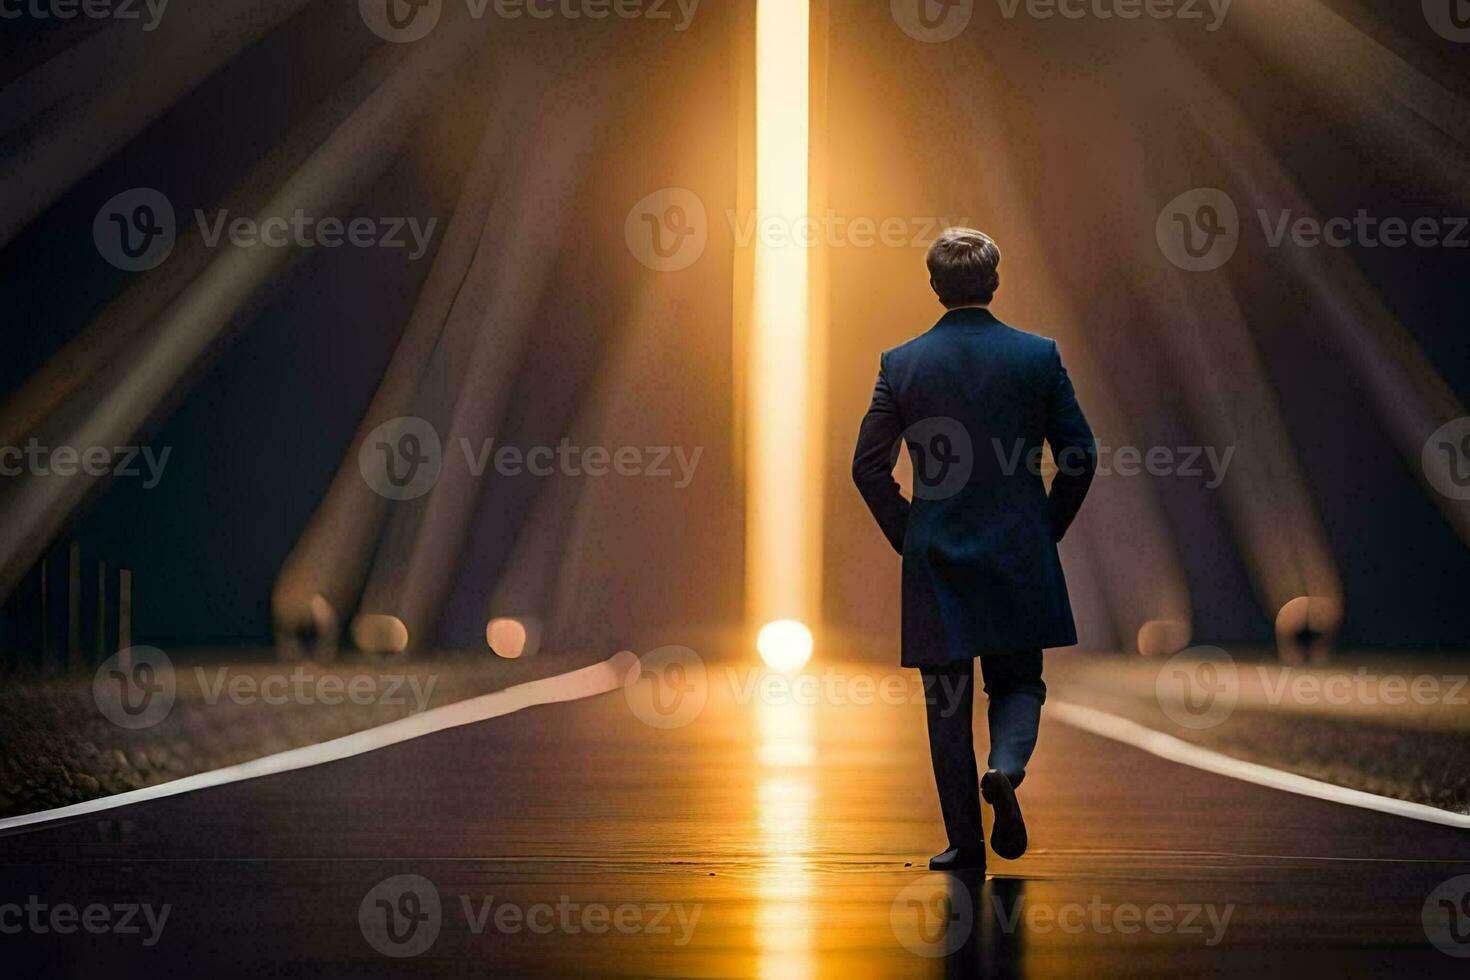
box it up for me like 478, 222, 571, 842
926, 227, 1000, 308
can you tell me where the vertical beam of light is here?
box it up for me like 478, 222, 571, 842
748, 0, 814, 671
754, 698, 815, 979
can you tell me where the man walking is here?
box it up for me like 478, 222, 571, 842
852, 228, 1096, 872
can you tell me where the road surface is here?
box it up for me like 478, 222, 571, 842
3, 655, 1469, 976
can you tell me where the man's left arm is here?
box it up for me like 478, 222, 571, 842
852, 355, 909, 555
1044, 340, 1097, 541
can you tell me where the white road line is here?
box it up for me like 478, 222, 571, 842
1049, 699, 1470, 830
0, 651, 640, 835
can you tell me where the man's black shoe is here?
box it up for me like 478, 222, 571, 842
928, 846, 985, 872
981, 769, 1028, 859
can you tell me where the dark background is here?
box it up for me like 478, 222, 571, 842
2, 0, 1467, 652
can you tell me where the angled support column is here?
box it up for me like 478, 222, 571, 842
1230, 0, 1470, 209
1186, 98, 1470, 549
0, 46, 403, 453
1102, 80, 1344, 660
0, 0, 318, 248
271, 90, 511, 661
350, 76, 613, 656
482, 273, 677, 659
941, 65, 1194, 656
0, 15, 489, 604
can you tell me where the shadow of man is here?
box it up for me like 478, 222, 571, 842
941, 874, 1026, 979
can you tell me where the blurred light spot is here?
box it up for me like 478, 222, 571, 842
1137, 617, 1191, 657
485, 616, 531, 659
351, 614, 409, 656
1275, 595, 1343, 663
308, 594, 337, 635
757, 619, 813, 674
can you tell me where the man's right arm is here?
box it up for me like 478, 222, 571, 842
852, 355, 909, 555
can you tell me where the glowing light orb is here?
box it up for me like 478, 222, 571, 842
1136, 617, 1191, 657
350, 614, 409, 657
1274, 595, 1342, 662
757, 619, 813, 674
485, 617, 529, 659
